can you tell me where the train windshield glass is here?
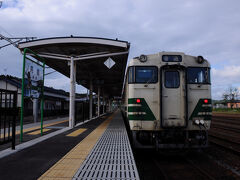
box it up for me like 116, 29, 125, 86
165, 71, 180, 88
187, 67, 210, 84
128, 67, 134, 83
135, 67, 157, 83
128, 66, 157, 83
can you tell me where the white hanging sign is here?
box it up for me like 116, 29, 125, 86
104, 57, 115, 69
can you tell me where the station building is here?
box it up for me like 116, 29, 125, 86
227, 100, 240, 109
0, 75, 99, 122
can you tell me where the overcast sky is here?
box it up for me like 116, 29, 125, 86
0, 0, 240, 99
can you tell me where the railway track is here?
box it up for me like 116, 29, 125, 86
209, 130, 240, 144
134, 149, 236, 180
211, 120, 240, 129
210, 114, 240, 156
152, 155, 216, 180
212, 116, 240, 125
210, 124, 240, 133
209, 135, 240, 155
132, 114, 240, 180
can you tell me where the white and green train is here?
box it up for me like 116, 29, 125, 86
122, 52, 211, 149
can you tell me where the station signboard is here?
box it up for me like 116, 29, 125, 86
24, 59, 44, 98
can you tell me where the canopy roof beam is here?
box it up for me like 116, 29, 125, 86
25, 51, 129, 62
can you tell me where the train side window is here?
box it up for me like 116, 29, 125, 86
187, 67, 210, 84
164, 71, 180, 88
135, 67, 158, 83
128, 67, 134, 83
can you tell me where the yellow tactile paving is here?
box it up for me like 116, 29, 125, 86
38, 178, 72, 180
0, 119, 68, 139
19, 119, 68, 135
38, 113, 115, 180
66, 128, 87, 137
27, 128, 51, 135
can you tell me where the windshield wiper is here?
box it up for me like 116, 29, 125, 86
144, 74, 155, 87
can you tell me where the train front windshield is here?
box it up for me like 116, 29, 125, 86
128, 66, 158, 83
135, 67, 157, 83
187, 67, 210, 84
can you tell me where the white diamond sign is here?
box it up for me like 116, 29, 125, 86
104, 57, 115, 69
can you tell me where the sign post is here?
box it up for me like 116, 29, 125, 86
20, 48, 45, 142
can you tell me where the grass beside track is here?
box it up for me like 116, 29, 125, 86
213, 108, 240, 114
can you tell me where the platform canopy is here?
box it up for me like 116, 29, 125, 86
18, 36, 130, 97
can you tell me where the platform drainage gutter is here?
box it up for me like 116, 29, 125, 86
73, 115, 140, 180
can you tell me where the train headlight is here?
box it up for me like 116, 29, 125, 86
194, 120, 200, 125
139, 54, 148, 62
200, 120, 204, 125
197, 56, 204, 64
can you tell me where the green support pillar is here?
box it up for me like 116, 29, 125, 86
20, 48, 45, 141
40, 62, 45, 135
20, 49, 27, 142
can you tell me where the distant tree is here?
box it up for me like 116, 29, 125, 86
222, 86, 239, 108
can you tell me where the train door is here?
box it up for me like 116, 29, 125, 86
161, 67, 186, 128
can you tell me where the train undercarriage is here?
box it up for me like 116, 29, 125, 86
131, 130, 208, 149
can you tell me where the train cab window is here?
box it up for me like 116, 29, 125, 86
135, 67, 157, 83
128, 66, 158, 84
128, 67, 134, 83
187, 67, 210, 84
165, 71, 180, 88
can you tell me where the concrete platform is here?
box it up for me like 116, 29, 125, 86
73, 111, 139, 180
0, 116, 69, 152
0, 111, 139, 180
